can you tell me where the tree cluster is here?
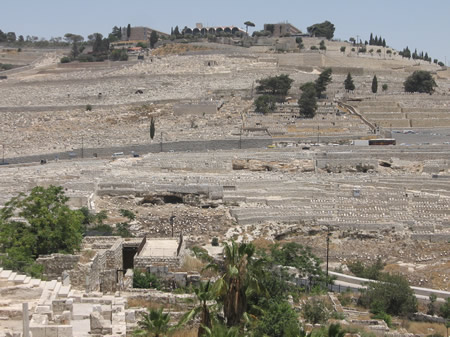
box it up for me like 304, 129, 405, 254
254, 74, 294, 113
369, 33, 386, 47
307, 21, 335, 40
404, 70, 437, 94
0, 186, 84, 277
358, 273, 417, 316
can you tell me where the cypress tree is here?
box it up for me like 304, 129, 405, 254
344, 73, 355, 91
369, 33, 373, 45
372, 75, 378, 94
150, 117, 155, 140
382, 39, 386, 47
127, 24, 131, 40
374, 35, 378, 46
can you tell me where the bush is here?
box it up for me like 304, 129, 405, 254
0, 63, 14, 70
110, 49, 128, 61
358, 46, 367, 53
340, 46, 346, 53
254, 300, 301, 337
382, 84, 388, 91
358, 273, 417, 316
372, 311, 392, 328
211, 237, 219, 246
119, 209, 136, 221
86, 104, 92, 111
77, 54, 94, 62
438, 61, 444, 67
115, 222, 133, 238
348, 258, 385, 280
60, 56, 71, 63
303, 298, 329, 324
310, 45, 318, 50
133, 269, 161, 289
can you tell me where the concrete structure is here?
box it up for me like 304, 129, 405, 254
264, 23, 302, 37
120, 26, 169, 42
182, 24, 245, 36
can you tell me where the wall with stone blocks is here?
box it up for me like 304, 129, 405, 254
69, 251, 106, 292
6, 138, 274, 165
36, 254, 80, 280
105, 239, 123, 270
30, 325, 73, 337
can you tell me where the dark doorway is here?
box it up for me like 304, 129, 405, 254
163, 195, 183, 204
123, 246, 138, 270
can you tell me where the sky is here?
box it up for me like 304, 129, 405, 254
1, 0, 449, 64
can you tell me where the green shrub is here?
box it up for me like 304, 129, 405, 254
119, 209, 136, 221
133, 269, 161, 289
110, 49, 128, 61
310, 45, 318, 50
372, 311, 392, 328
303, 298, 330, 324
115, 222, 133, 238
211, 237, 219, 246
86, 104, 92, 111
60, 56, 71, 63
77, 54, 94, 62
358, 273, 417, 316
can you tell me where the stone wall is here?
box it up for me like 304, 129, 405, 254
5, 138, 274, 165
68, 251, 106, 292
36, 254, 80, 280
105, 239, 123, 270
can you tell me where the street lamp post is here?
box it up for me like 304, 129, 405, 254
170, 215, 176, 237
326, 231, 332, 289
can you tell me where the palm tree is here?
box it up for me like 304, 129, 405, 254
203, 323, 243, 337
209, 241, 263, 327
133, 307, 172, 337
178, 281, 217, 337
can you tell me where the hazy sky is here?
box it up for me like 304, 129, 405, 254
1, 0, 449, 64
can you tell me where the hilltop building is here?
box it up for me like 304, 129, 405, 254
182, 23, 246, 36
264, 23, 303, 37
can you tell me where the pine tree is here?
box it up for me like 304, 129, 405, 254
374, 35, 378, 46
382, 39, 386, 47
369, 33, 373, 45
344, 73, 355, 91
372, 75, 378, 94
315, 68, 333, 98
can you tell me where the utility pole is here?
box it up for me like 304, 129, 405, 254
81, 136, 84, 159
239, 128, 242, 149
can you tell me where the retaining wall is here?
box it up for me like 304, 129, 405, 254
36, 254, 80, 280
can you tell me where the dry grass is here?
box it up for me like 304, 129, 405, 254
404, 321, 447, 336
79, 249, 96, 263
171, 328, 198, 337
252, 237, 274, 251
179, 255, 205, 273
